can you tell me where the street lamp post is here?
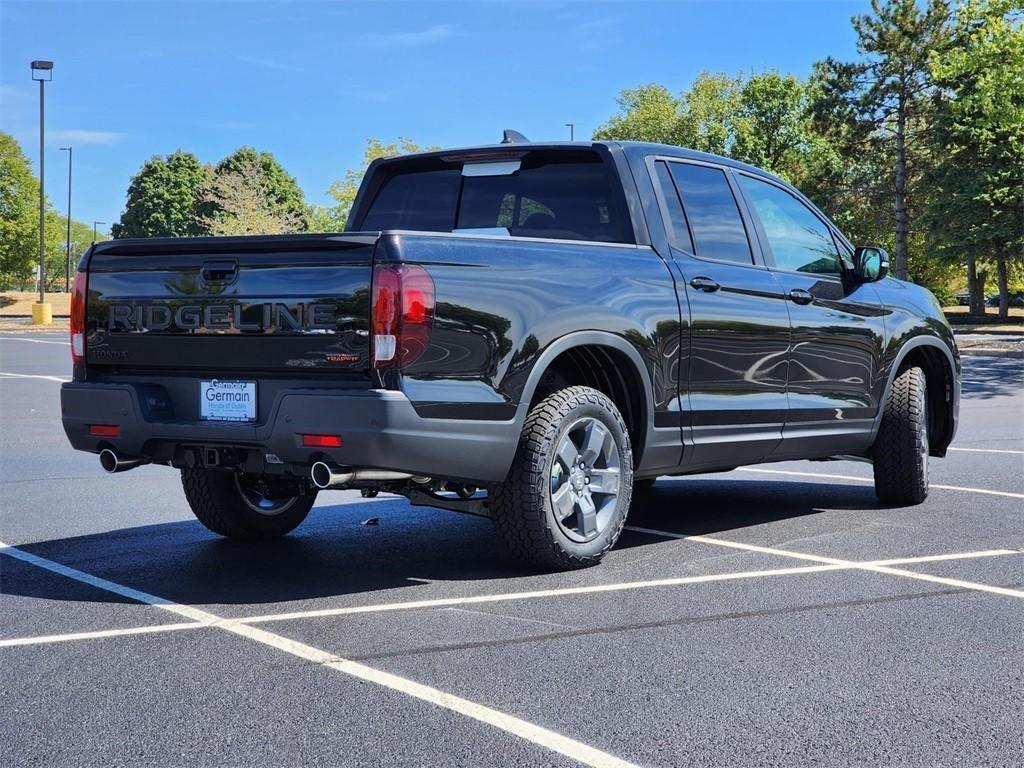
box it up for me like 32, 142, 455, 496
30, 60, 53, 319
60, 146, 72, 292
565, 123, 575, 141
93, 221, 105, 243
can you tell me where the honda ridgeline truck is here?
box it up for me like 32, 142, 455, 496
61, 138, 960, 570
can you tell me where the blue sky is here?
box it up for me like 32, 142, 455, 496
1, 1, 865, 233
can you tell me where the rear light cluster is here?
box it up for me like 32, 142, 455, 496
70, 269, 87, 363
88, 424, 120, 438
371, 263, 435, 369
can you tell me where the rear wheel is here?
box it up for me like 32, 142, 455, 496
181, 468, 315, 539
491, 386, 633, 570
872, 366, 929, 505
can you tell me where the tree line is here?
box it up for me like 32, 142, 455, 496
594, 0, 1022, 316
2, 1, 1019, 314
0, 132, 106, 291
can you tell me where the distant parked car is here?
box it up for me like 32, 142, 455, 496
986, 292, 1024, 308
955, 292, 971, 306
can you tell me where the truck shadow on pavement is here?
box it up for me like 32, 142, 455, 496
4, 480, 885, 608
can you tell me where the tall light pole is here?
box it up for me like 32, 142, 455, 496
31, 60, 53, 313
59, 146, 72, 292
93, 221, 105, 243
565, 122, 575, 141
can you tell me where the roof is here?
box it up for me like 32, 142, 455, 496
369, 139, 788, 187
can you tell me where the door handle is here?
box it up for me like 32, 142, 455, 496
689, 276, 720, 293
201, 260, 238, 284
788, 288, 814, 305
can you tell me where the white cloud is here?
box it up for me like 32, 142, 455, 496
359, 23, 459, 47
49, 129, 127, 145
236, 54, 305, 73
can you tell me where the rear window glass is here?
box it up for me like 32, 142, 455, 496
359, 169, 460, 232
358, 153, 631, 244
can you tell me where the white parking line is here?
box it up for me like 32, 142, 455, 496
6, 546, 1017, 649
0, 621, 207, 648
624, 529, 1024, 600
239, 563, 846, 625
948, 447, 1024, 455
736, 467, 1024, 499
0, 336, 70, 345
0, 541, 638, 768
0, 372, 69, 383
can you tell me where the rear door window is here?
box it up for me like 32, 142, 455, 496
358, 153, 632, 244
737, 174, 842, 276
667, 163, 753, 264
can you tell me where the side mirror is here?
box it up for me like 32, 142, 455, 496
853, 246, 889, 283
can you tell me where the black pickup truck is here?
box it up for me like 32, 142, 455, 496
62, 139, 960, 569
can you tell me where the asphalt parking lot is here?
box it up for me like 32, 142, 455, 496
2, 332, 1021, 768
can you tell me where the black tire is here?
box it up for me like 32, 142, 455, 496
633, 477, 657, 494
181, 468, 315, 539
491, 386, 633, 570
872, 366, 929, 505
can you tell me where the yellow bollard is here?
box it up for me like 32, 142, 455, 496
31, 302, 53, 325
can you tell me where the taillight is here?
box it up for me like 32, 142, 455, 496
371, 263, 434, 368
70, 269, 87, 363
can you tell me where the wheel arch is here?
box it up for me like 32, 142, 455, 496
874, 337, 959, 457
515, 332, 655, 466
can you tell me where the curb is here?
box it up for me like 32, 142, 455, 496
958, 347, 1024, 359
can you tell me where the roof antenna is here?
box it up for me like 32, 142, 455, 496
501, 129, 530, 144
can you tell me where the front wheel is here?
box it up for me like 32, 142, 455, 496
872, 366, 929, 505
181, 468, 315, 539
491, 386, 633, 570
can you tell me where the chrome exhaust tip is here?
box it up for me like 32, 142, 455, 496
311, 461, 352, 490
310, 462, 414, 490
99, 448, 146, 474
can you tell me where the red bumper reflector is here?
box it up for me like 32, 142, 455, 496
89, 424, 120, 438
302, 434, 343, 448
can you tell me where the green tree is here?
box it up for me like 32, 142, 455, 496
592, 74, 743, 153
203, 155, 304, 236
0, 132, 41, 287
679, 72, 743, 156
594, 72, 813, 180
813, 0, 952, 280
111, 150, 210, 238
213, 147, 306, 226
42, 214, 105, 291
732, 72, 810, 179
592, 84, 687, 144
321, 138, 435, 230
924, 0, 1023, 317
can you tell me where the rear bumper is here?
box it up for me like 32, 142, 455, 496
60, 382, 518, 484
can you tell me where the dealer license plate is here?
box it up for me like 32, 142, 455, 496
200, 380, 257, 422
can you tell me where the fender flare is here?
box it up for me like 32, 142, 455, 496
870, 335, 958, 444
513, 331, 656, 434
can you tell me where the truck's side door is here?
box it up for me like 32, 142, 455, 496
733, 172, 887, 459
651, 158, 791, 469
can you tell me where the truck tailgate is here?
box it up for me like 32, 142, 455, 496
84, 234, 376, 375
